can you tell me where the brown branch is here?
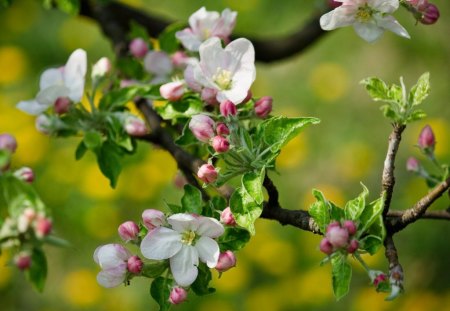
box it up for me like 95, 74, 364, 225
387, 209, 450, 221
384, 235, 404, 293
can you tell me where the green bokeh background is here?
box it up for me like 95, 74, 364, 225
1, 0, 449, 310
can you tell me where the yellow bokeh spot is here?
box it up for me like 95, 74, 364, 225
309, 63, 349, 102
59, 17, 99, 52
352, 288, 393, 311
80, 164, 118, 199
152, 100, 167, 108
245, 286, 283, 311
62, 269, 102, 306
335, 142, 375, 181
0, 251, 12, 289
0, 46, 28, 85
211, 256, 249, 293
277, 135, 307, 169
13, 125, 49, 165
84, 204, 120, 239
293, 266, 333, 305
299, 232, 325, 261
302, 183, 346, 208
399, 291, 442, 311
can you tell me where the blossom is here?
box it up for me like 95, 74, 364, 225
144, 51, 173, 84
189, 114, 215, 143
160, 81, 185, 101
197, 164, 218, 184
140, 213, 224, 287
319, 0, 410, 42
142, 209, 166, 230
118, 221, 140, 242
215, 250, 236, 272
169, 286, 188, 305
17, 49, 87, 115
176, 7, 237, 51
254, 96, 273, 118
192, 37, 255, 104
94, 244, 132, 288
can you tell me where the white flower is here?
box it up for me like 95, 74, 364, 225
192, 37, 255, 104
320, 0, 410, 42
144, 51, 173, 84
140, 213, 224, 287
94, 244, 131, 288
17, 49, 87, 115
176, 7, 237, 51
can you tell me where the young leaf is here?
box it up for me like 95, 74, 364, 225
181, 184, 203, 214
360, 77, 390, 102
83, 131, 103, 150
97, 141, 123, 188
25, 248, 47, 292
158, 22, 185, 53
409, 72, 430, 107
191, 263, 215, 296
241, 170, 264, 205
360, 235, 383, 255
218, 227, 251, 251
359, 194, 384, 234
309, 189, 330, 233
331, 254, 352, 300
154, 98, 203, 120
229, 189, 262, 235
150, 277, 171, 311
344, 184, 369, 221
141, 260, 168, 278
74, 141, 87, 160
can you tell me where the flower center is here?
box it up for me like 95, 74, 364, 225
356, 4, 374, 22
181, 230, 196, 245
213, 67, 232, 90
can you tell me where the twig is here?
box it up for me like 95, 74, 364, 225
384, 235, 404, 293
387, 209, 450, 221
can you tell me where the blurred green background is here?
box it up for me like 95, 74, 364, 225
1, 0, 450, 310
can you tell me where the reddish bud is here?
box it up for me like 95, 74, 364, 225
125, 117, 148, 136
328, 0, 342, 8
373, 273, 388, 286
14, 167, 34, 183
160, 81, 185, 101
201, 88, 219, 105
15, 252, 32, 270
220, 100, 237, 117
0, 133, 17, 153
346, 239, 359, 253
319, 238, 333, 255
254, 96, 272, 118
326, 221, 341, 234
326, 226, 349, 248
142, 209, 166, 231
169, 287, 188, 305
216, 123, 230, 136
343, 220, 357, 235
127, 255, 143, 274
118, 221, 140, 242
418, 125, 436, 150
211, 135, 230, 153
197, 164, 218, 184
189, 114, 215, 142
129, 38, 148, 58
406, 157, 420, 172
407, 0, 429, 11
420, 3, 440, 25
215, 250, 237, 272
171, 51, 190, 68
54, 97, 71, 115
220, 207, 236, 226
35, 216, 52, 238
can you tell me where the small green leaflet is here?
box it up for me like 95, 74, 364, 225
331, 254, 352, 300
150, 277, 171, 311
25, 248, 47, 292
181, 184, 203, 214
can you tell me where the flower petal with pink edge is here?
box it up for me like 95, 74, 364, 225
167, 213, 199, 233
196, 216, 224, 238
140, 227, 182, 260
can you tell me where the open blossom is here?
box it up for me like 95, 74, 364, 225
176, 7, 237, 51
144, 51, 173, 84
94, 244, 132, 288
320, 0, 410, 43
192, 37, 256, 104
17, 49, 87, 115
140, 213, 224, 287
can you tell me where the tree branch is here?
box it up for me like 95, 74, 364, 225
387, 209, 450, 221
384, 234, 404, 293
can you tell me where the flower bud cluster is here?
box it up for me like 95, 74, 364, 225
319, 220, 359, 255
406, 0, 440, 25
189, 115, 231, 154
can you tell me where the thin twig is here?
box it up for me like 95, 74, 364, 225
384, 235, 404, 293
387, 209, 450, 221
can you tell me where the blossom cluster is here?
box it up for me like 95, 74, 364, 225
319, 220, 359, 255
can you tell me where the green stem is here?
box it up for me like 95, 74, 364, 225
353, 252, 370, 272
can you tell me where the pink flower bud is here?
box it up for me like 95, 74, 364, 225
53, 97, 71, 115
197, 164, 218, 184
254, 96, 273, 118
125, 117, 148, 136
406, 157, 420, 172
420, 3, 440, 25
15, 252, 32, 270
346, 239, 359, 253
201, 88, 219, 105
319, 238, 333, 255
211, 135, 230, 153
326, 226, 349, 249
220, 207, 236, 226
35, 114, 51, 134
160, 81, 185, 101
171, 51, 190, 68
129, 38, 148, 58
216, 123, 230, 136
215, 250, 237, 272
118, 221, 140, 242
92, 57, 112, 78
127, 255, 143, 274
142, 209, 166, 230
407, 0, 429, 11
220, 100, 237, 117
373, 273, 388, 286
418, 125, 435, 150
169, 286, 188, 305
189, 114, 215, 143
328, 0, 342, 8
343, 220, 357, 235
34, 216, 52, 238
14, 167, 35, 183
0, 133, 17, 153
325, 221, 341, 234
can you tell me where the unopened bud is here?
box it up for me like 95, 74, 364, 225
189, 114, 215, 142
125, 117, 148, 136
326, 221, 341, 234
343, 220, 357, 235
127, 255, 143, 274
319, 238, 333, 255
201, 88, 219, 105
54, 97, 72, 115
17, 208, 36, 232
418, 124, 435, 150
160, 81, 185, 101
254, 96, 272, 118
35, 216, 52, 238
220, 207, 236, 226
169, 286, 188, 305
15, 252, 32, 270
92, 57, 112, 78
142, 209, 166, 230
215, 250, 237, 272
420, 3, 439, 25
211, 135, 230, 153
219, 100, 237, 117
326, 225, 349, 248
197, 164, 218, 184
118, 221, 140, 242
328, 0, 343, 8
216, 123, 230, 136
373, 273, 388, 286
14, 167, 35, 183
406, 157, 420, 172
129, 38, 148, 58
0, 133, 17, 153
346, 239, 359, 253
171, 51, 190, 68
35, 114, 51, 134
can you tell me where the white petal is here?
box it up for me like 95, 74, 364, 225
36, 85, 70, 107
176, 28, 202, 52
370, 0, 399, 13
140, 227, 182, 260
195, 236, 220, 268
378, 16, 410, 39
39, 68, 64, 90
196, 216, 224, 238
63, 49, 87, 102
96, 244, 131, 269
16, 99, 48, 115
168, 213, 199, 233
319, 8, 356, 31
170, 245, 199, 287
144, 51, 173, 76
353, 22, 384, 42
96, 264, 127, 288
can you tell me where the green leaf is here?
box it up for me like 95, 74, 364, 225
359, 194, 384, 234
309, 189, 330, 233
83, 131, 103, 150
165, 202, 182, 214
0, 149, 11, 169
42, 235, 72, 248
96, 141, 123, 188
154, 98, 203, 120
241, 170, 264, 205
409, 72, 430, 107
218, 227, 251, 251
181, 184, 203, 214
158, 22, 185, 53
344, 184, 369, 221
98, 86, 153, 111
191, 263, 215, 296
74, 141, 87, 160
141, 261, 168, 278
25, 248, 47, 292
329, 201, 344, 221
211, 196, 227, 212
129, 21, 151, 42
229, 189, 261, 235
1, 0, 13, 9
55, 0, 79, 14
406, 109, 427, 123
260, 116, 320, 153
331, 254, 352, 300
360, 77, 390, 102
150, 277, 171, 311
360, 235, 383, 255
175, 122, 199, 146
